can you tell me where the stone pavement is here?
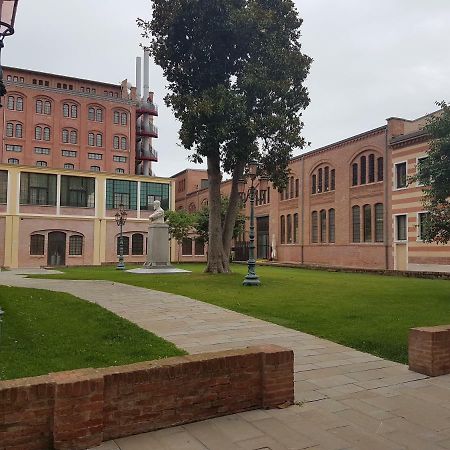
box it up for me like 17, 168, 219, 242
2, 269, 450, 450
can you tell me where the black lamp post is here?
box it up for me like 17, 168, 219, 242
115, 203, 127, 270
238, 161, 269, 286
0, 0, 19, 105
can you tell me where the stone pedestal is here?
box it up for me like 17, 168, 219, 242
144, 222, 170, 268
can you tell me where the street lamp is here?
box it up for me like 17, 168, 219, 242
0, 0, 19, 105
238, 161, 269, 286
115, 203, 127, 270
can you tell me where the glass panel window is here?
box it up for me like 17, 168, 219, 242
7, 96, 14, 110
88, 153, 102, 160
115, 168, 125, 174
96, 109, 103, 122
113, 111, 120, 124
106, 179, 138, 210
418, 212, 430, 241
328, 208, 335, 243
6, 122, 13, 137
71, 105, 78, 118
44, 101, 51, 115
62, 150, 77, 157
16, 97, 23, 111
70, 130, 77, 144
396, 214, 407, 241
311, 211, 318, 243
195, 238, 205, 255
330, 169, 335, 191
324, 167, 329, 191
63, 104, 69, 117
60, 175, 95, 208
43, 127, 50, 141
320, 209, 327, 243
131, 234, 144, 255
62, 129, 69, 143
0, 170, 8, 203
36, 161, 47, 167
140, 182, 170, 211
35, 126, 42, 140
293, 213, 299, 243
121, 113, 127, 126
352, 206, 360, 243
96, 133, 102, 147
311, 174, 316, 194
30, 234, 45, 256
69, 235, 83, 255
352, 163, 358, 186
280, 215, 285, 244
295, 179, 299, 197
360, 156, 366, 184
287, 214, 292, 243
396, 162, 407, 189
377, 157, 384, 181
318, 168, 323, 193
36, 99, 43, 114
182, 238, 192, 255
88, 107, 95, 121
375, 203, 384, 242
64, 163, 74, 170
20, 172, 57, 206
113, 156, 127, 163
113, 136, 119, 149
368, 154, 375, 183
15, 123, 23, 138
121, 137, 127, 150
6, 144, 22, 152
90, 166, 100, 172
88, 132, 95, 146
8, 158, 19, 164
363, 204, 372, 242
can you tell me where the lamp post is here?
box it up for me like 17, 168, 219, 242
0, 0, 19, 106
238, 161, 269, 286
115, 203, 127, 270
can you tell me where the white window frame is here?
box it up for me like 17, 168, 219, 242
394, 213, 408, 242
416, 211, 430, 242
394, 161, 408, 190
415, 155, 428, 187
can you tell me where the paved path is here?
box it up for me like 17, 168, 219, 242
2, 269, 450, 450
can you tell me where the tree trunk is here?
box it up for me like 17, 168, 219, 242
205, 151, 228, 273
221, 161, 246, 270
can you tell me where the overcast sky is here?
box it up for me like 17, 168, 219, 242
4, 0, 450, 177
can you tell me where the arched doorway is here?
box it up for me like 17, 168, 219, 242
47, 231, 66, 266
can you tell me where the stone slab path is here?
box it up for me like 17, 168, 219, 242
2, 269, 450, 450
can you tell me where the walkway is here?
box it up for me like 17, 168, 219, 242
2, 269, 450, 450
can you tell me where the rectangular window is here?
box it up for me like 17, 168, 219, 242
0, 170, 8, 203
131, 234, 144, 255
60, 176, 95, 208
311, 175, 317, 194
352, 206, 360, 243
140, 182, 170, 211
324, 167, 329, 191
418, 212, 430, 241
106, 179, 138, 210
34, 147, 50, 155
182, 238, 193, 256
195, 238, 205, 256
62, 150, 77, 157
287, 214, 292, 243
30, 234, 45, 256
352, 164, 358, 186
280, 215, 285, 244
363, 205, 372, 242
293, 213, 299, 243
311, 211, 318, 243
318, 169, 323, 193
6, 144, 22, 152
396, 214, 407, 241
360, 156, 367, 184
320, 210, 327, 243
69, 235, 83, 255
113, 156, 127, 163
416, 157, 428, 186
88, 153, 103, 160
375, 203, 384, 243
377, 157, 384, 181
330, 169, 335, 191
328, 209, 335, 243
395, 162, 407, 189
20, 172, 57, 206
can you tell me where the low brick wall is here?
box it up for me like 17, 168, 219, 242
0, 345, 293, 450
409, 326, 450, 376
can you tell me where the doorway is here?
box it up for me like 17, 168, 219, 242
47, 231, 66, 266
257, 216, 270, 259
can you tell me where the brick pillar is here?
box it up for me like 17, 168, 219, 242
52, 369, 104, 450
409, 326, 450, 377
259, 344, 294, 408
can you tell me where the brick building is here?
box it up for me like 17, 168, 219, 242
172, 110, 450, 273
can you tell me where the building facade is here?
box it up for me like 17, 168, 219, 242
172, 111, 450, 273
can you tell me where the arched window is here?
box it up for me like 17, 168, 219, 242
328, 208, 335, 243
117, 236, 129, 255
90, 166, 100, 172
377, 157, 384, 181
43, 127, 50, 141
352, 163, 358, 186
318, 168, 323, 193
88, 132, 95, 146
290, 177, 294, 199
16, 97, 23, 111
280, 215, 285, 244
121, 137, 127, 150
132, 233, 144, 255
36, 99, 43, 114
88, 107, 95, 121
36, 161, 47, 167
375, 203, 384, 242
352, 206, 360, 243
115, 168, 125, 174
368, 154, 375, 183
6, 122, 13, 137
69, 235, 83, 256
311, 211, 318, 243
363, 204, 372, 242
295, 179, 299, 197
360, 156, 367, 184
311, 174, 317, 194
70, 130, 77, 144
96, 133, 102, 147
287, 214, 292, 243
113, 136, 119, 149
324, 167, 330, 191
95, 109, 103, 122
64, 163, 74, 170
7, 96, 14, 110
62, 129, 69, 143
15, 123, 23, 138
30, 234, 45, 255
121, 113, 127, 126
320, 209, 327, 242
331, 169, 335, 190
35, 126, 42, 140
44, 101, 51, 115
113, 111, 120, 124
8, 158, 19, 164
63, 103, 70, 117
293, 213, 299, 243
71, 105, 78, 118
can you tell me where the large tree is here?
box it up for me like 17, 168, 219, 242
139, 0, 311, 272
415, 101, 450, 243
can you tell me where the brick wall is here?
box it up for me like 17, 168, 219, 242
409, 326, 450, 376
0, 345, 293, 450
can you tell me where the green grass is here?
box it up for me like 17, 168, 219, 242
0, 286, 185, 380
31, 264, 450, 364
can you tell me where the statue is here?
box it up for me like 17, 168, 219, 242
149, 200, 165, 223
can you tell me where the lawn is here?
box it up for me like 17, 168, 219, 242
0, 286, 185, 380
32, 264, 450, 364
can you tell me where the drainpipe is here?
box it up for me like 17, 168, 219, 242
384, 126, 389, 270
300, 156, 305, 264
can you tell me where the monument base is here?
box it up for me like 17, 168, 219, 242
145, 222, 171, 267
127, 267, 191, 274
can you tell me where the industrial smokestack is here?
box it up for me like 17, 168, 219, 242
136, 56, 142, 99
143, 49, 150, 100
